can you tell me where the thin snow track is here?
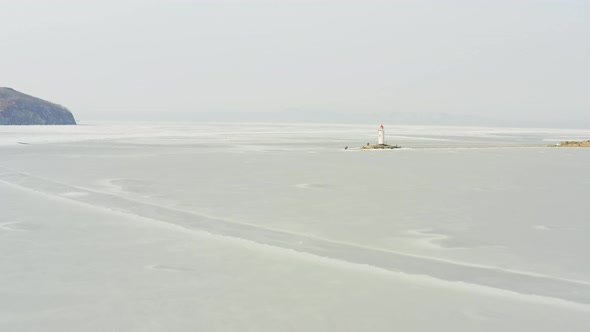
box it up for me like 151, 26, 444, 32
1, 169, 590, 311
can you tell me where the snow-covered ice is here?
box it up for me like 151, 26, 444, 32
1, 122, 590, 331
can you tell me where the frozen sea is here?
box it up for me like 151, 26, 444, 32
1, 122, 590, 331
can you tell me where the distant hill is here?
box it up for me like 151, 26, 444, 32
0, 87, 76, 125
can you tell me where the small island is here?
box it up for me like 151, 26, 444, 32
552, 140, 590, 148
345, 124, 401, 150
0, 87, 76, 125
361, 143, 402, 150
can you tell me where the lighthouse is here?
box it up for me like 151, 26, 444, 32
378, 124, 385, 145
352, 124, 401, 149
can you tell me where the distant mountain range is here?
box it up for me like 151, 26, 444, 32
179, 109, 589, 129
174, 109, 495, 125
180, 110, 517, 127
0, 87, 76, 125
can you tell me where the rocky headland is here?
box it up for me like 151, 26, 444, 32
0, 87, 76, 125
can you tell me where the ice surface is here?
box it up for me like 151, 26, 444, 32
1, 122, 590, 331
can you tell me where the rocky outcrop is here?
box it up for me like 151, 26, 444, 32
360, 143, 402, 150
553, 140, 590, 148
0, 87, 76, 125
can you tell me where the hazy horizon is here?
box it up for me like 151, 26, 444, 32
2, 0, 589, 128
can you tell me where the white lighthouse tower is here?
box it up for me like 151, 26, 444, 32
378, 124, 385, 145
356, 124, 400, 149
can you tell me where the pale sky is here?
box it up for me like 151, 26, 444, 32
1, 0, 589, 127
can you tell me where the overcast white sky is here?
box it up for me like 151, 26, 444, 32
1, 0, 589, 126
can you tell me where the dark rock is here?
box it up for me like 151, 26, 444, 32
0, 87, 76, 125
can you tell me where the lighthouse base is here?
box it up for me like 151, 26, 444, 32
360, 144, 401, 150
